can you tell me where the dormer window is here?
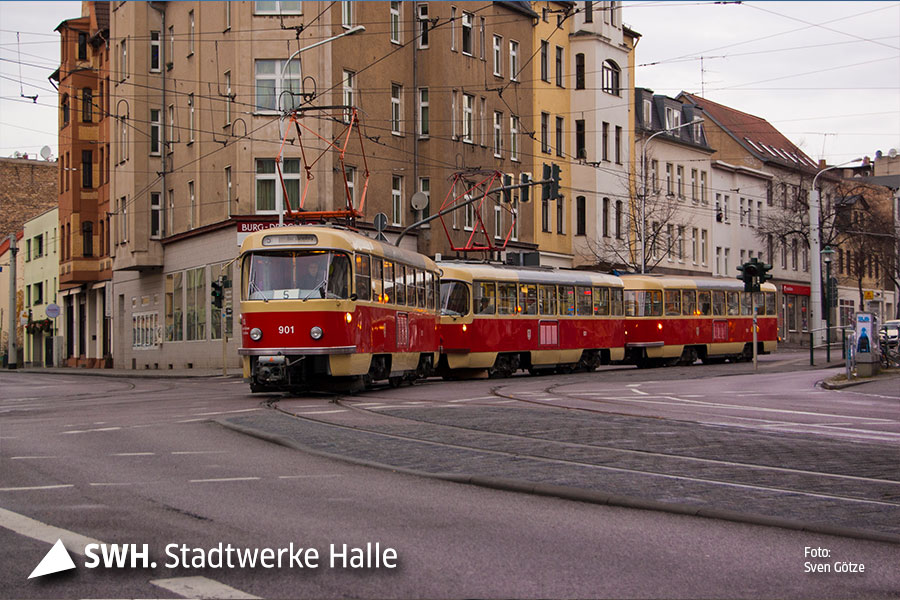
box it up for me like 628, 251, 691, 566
665, 106, 681, 132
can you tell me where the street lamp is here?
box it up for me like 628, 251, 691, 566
640, 117, 703, 274
821, 245, 835, 363
276, 25, 366, 225
810, 158, 861, 343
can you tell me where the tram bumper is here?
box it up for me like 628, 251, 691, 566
255, 355, 287, 384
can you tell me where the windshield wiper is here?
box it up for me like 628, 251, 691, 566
249, 280, 268, 303
302, 278, 328, 301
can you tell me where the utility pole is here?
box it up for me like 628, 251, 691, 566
7, 235, 18, 369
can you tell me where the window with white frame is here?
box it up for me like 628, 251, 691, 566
390, 1, 401, 44
479, 17, 485, 59
151, 192, 163, 238
168, 26, 174, 67
493, 111, 502, 157
510, 115, 519, 161
462, 93, 473, 142
188, 10, 194, 55
225, 2, 231, 29
492, 35, 502, 76
479, 97, 486, 146
342, 69, 355, 122
461, 12, 473, 55
540, 41, 549, 82
451, 89, 458, 139
665, 106, 681, 132
643, 99, 652, 126
418, 88, 429, 137
494, 204, 502, 239
700, 171, 707, 203
188, 180, 195, 229
167, 104, 175, 151
255, 59, 301, 112
150, 109, 161, 155
509, 40, 519, 81
701, 229, 708, 264
187, 94, 194, 143
555, 46, 564, 87
225, 166, 232, 217
417, 4, 428, 47
391, 83, 403, 135
739, 197, 745, 225
224, 71, 232, 126
691, 169, 697, 201
119, 38, 127, 81
555, 116, 564, 157
691, 227, 698, 264
150, 31, 160, 72
601, 60, 620, 95
254, 1, 302, 15
419, 177, 430, 218
344, 166, 356, 204
391, 175, 403, 225
342, 1, 353, 28
255, 158, 299, 214
464, 194, 474, 230
676, 165, 683, 197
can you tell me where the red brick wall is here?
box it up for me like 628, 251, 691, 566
0, 157, 58, 240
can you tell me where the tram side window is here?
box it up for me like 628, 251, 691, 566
624, 290, 637, 317
712, 291, 725, 316
611, 288, 624, 316
397, 264, 408, 306
576, 286, 593, 316
593, 286, 609, 316
425, 271, 435, 310
474, 280, 496, 315
372, 258, 383, 302
498, 282, 518, 314
740, 292, 752, 316
726, 291, 740, 316
682, 290, 696, 316
752, 292, 764, 315
383, 260, 395, 304
416, 269, 426, 308
664, 290, 681, 316
521, 284, 538, 315
539, 284, 557, 315
559, 285, 575, 316
355, 254, 371, 301
765, 292, 776, 316
647, 290, 663, 316
697, 290, 711, 316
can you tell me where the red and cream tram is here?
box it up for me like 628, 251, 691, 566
239, 226, 440, 391
620, 275, 778, 367
438, 262, 625, 377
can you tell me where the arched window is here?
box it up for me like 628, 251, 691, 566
575, 54, 585, 90
602, 60, 620, 96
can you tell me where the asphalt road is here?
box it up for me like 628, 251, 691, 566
1, 369, 898, 599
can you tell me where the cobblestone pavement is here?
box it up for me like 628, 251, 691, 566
223, 400, 900, 540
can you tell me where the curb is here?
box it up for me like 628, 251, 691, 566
216, 417, 900, 547
13, 368, 242, 379
821, 370, 900, 390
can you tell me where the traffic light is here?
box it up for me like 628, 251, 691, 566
502, 174, 512, 203
550, 163, 561, 200
541, 163, 552, 202
519, 172, 531, 203
211, 280, 224, 309
737, 258, 761, 293
758, 261, 773, 285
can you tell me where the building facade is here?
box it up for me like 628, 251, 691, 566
22, 209, 61, 367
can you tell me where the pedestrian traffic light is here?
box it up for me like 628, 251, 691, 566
502, 174, 512, 203
541, 163, 552, 202
519, 172, 531, 203
211, 280, 224, 309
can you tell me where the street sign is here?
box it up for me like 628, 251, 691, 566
45, 303, 61, 319
373, 212, 388, 233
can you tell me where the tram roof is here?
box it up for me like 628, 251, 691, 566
239, 225, 437, 270
619, 274, 776, 292
438, 261, 623, 287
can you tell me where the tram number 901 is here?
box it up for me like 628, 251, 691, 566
278, 325, 295, 335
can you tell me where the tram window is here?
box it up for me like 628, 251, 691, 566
474, 280, 496, 315
665, 290, 681, 316
697, 291, 711, 316
425, 271, 435, 310
739, 292, 752, 315
440, 279, 470, 316
611, 288, 624, 316
417, 269, 426, 308
372, 258, 384, 302
726, 291, 740, 316
593, 286, 609, 316
712, 291, 725, 316
355, 254, 371, 301
538, 285, 557, 315
765, 292, 776, 316
521, 284, 538, 315
647, 290, 663, 316
396, 264, 408, 306
682, 290, 696, 316
383, 260, 395, 304
624, 290, 637, 317
753, 292, 765, 315
326, 254, 351, 299
625, 290, 661, 316
576, 286, 593, 316
498, 282, 518, 314
245, 251, 351, 300
558, 286, 575, 316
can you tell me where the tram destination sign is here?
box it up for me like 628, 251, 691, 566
236, 222, 290, 246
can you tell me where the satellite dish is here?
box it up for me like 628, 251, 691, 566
889, 148, 898, 158
410, 191, 428, 211
39, 145, 52, 160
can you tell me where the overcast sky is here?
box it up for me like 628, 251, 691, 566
1, 1, 898, 165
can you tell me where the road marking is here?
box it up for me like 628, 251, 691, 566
151, 576, 260, 600
111, 452, 155, 457
0, 484, 74, 492
193, 408, 261, 416
295, 409, 347, 415
0, 506, 101, 555
171, 450, 229, 455
176, 418, 209, 423
278, 474, 342, 479
449, 396, 496, 402
189, 477, 260, 483
89, 482, 139, 487
10, 456, 59, 460
351, 402, 387, 407
630, 388, 649, 396
491, 400, 517, 404
403, 401, 429, 405
61, 426, 121, 435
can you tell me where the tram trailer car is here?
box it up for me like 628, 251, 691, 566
620, 275, 777, 367
239, 226, 440, 392
438, 262, 626, 378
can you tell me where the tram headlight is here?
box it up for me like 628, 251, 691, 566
345, 312, 353, 324
249, 327, 263, 341
310, 326, 324, 340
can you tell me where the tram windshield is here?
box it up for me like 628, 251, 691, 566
244, 250, 351, 301
440, 280, 470, 316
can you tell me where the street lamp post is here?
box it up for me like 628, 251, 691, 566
640, 118, 703, 274
276, 25, 366, 225
810, 158, 861, 345
822, 245, 834, 363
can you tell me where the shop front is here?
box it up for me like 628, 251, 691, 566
781, 283, 810, 346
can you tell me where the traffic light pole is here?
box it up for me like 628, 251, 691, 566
753, 295, 758, 372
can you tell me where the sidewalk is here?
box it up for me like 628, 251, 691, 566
12, 366, 241, 379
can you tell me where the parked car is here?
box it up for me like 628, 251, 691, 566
879, 320, 900, 348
